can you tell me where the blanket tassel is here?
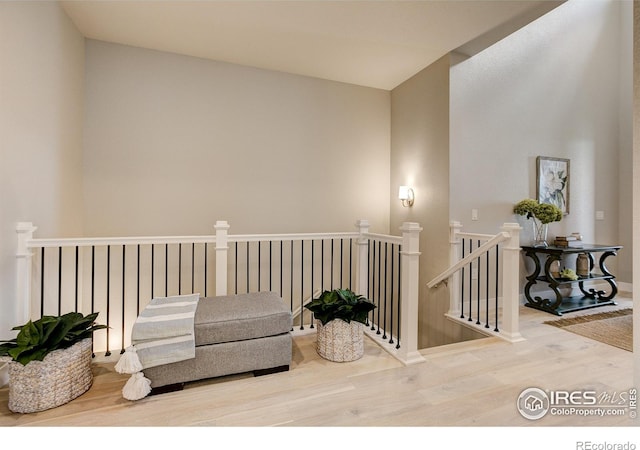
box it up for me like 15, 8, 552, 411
122, 372, 152, 401
115, 346, 143, 374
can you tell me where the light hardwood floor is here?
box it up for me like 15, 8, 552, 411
0, 296, 635, 429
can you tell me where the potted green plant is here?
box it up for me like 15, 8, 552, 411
514, 198, 563, 247
304, 289, 376, 362
0, 312, 106, 413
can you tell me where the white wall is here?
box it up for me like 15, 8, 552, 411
0, 1, 85, 341
450, 0, 632, 282
82, 40, 390, 237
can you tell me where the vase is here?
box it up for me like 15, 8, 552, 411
3, 338, 93, 413
532, 219, 548, 248
315, 319, 364, 362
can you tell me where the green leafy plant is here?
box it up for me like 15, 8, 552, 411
0, 312, 106, 366
514, 199, 563, 224
304, 289, 376, 326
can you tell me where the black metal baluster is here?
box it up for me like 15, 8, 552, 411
485, 247, 490, 329
396, 244, 402, 349
495, 245, 500, 332
389, 244, 395, 345
476, 240, 481, 325
310, 240, 315, 329
204, 243, 208, 297
321, 240, 325, 291
246, 241, 250, 294
151, 244, 155, 299
137, 245, 141, 316
91, 246, 96, 357
191, 242, 195, 294
300, 240, 304, 330
165, 243, 168, 297
57, 247, 62, 316
366, 239, 371, 326
121, 245, 126, 354
105, 246, 111, 357
75, 246, 79, 312
290, 240, 294, 312
370, 240, 376, 331
340, 238, 343, 288
349, 238, 353, 290
468, 239, 473, 323
235, 242, 239, 295
269, 241, 273, 292
40, 247, 45, 317
460, 239, 465, 319
280, 241, 283, 298
376, 240, 381, 335
330, 239, 334, 289
178, 243, 182, 295
258, 241, 261, 292
382, 242, 388, 339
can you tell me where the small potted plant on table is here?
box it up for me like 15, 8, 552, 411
304, 289, 376, 362
0, 312, 106, 413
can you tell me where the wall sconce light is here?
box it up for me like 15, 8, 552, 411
398, 186, 414, 207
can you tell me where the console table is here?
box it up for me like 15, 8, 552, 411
521, 244, 622, 316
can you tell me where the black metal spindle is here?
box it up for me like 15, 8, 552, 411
468, 239, 473, 323
382, 242, 388, 339
269, 241, 273, 292
151, 244, 155, 299
235, 242, 239, 295
40, 247, 45, 317
310, 240, 315, 329
280, 241, 283, 298
137, 245, 141, 316
91, 246, 96, 357
300, 240, 304, 330
75, 246, 79, 312
340, 238, 343, 288
396, 244, 402, 349
290, 240, 294, 311
485, 248, 490, 329
179, 243, 182, 295
349, 238, 353, 290
105, 245, 111, 357
204, 243, 208, 297
258, 241, 261, 292
366, 239, 371, 326
495, 245, 500, 332
121, 245, 126, 354
476, 240, 481, 325
330, 239, 334, 289
376, 240, 381, 335
389, 244, 395, 344
321, 240, 325, 291
460, 239, 465, 319
246, 241, 250, 293
370, 240, 376, 331
192, 243, 195, 294
57, 247, 62, 316
165, 243, 168, 296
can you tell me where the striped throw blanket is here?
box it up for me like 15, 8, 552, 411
115, 293, 200, 400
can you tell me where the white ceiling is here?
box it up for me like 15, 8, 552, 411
60, 0, 564, 90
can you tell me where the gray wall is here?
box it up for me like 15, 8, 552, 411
83, 40, 391, 237
450, 0, 632, 283
0, 2, 85, 340
390, 55, 485, 348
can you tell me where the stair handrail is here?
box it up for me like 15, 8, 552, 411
426, 231, 510, 288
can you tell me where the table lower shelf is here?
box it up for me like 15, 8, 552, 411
525, 295, 617, 316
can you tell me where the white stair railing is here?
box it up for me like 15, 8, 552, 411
15, 220, 424, 365
427, 221, 523, 343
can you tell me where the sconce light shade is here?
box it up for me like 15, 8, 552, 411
398, 186, 414, 207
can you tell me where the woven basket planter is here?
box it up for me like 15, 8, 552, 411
316, 319, 364, 362
4, 338, 93, 413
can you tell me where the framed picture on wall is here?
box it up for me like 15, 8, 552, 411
536, 156, 570, 214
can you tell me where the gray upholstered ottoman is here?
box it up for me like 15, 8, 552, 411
143, 291, 292, 392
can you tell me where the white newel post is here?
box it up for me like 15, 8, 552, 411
448, 221, 463, 317
399, 222, 425, 365
500, 222, 524, 342
214, 221, 230, 296
16, 222, 37, 325
355, 219, 370, 298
